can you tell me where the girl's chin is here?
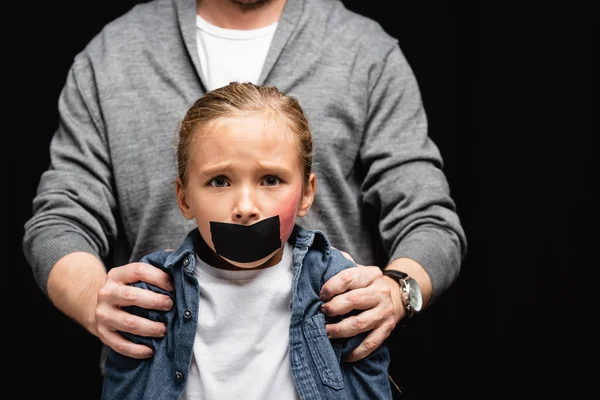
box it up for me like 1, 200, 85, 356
222, 248, 281, 270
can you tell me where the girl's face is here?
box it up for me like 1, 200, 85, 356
176, 112, 316, 269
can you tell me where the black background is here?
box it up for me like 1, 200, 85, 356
8, 1, 590, 399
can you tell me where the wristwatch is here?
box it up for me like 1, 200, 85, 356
382, 269, 423, 318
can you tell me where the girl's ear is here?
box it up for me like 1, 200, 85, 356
297, 173, 316, 217
176, 177, 194, 220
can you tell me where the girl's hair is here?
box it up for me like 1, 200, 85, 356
177, 81, 313, 186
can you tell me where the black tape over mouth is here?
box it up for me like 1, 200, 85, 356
210, 215, 281, 263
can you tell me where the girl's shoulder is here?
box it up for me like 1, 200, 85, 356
293, 226, 358, 282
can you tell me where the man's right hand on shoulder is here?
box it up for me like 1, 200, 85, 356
47, 252, 174, 359
95, 261, 175, 358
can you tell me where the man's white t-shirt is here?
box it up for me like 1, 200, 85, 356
179, 242, 300, 400
195, 15, 278, 91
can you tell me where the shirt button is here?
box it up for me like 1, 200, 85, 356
183, 256, 190, 266
175, 371, 184, 381
183, 309, 192, 319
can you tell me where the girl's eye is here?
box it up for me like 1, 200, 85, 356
209, 176, 229, 187
262, 175, 281, 186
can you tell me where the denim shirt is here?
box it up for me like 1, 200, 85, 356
101, 225, 392, 400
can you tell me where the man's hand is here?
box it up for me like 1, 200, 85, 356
95, 262, 174, 359
47, 252, 176, 359
319, 258, 404, 362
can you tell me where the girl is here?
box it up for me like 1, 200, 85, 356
101, 82, 392, 400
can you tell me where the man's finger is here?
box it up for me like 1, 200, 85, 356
325, 307, 383, 339
109, 262, 174, 291
110, 285, 174, 310
321, 287, 380, 316
100, 329, 154, 359
104, 307, 168, 339
319, 266, 382, 301
344, 326, 392, 363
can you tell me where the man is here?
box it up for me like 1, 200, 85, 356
23, 0, 466, 368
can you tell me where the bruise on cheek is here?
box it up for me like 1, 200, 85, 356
277, 191, 301, 242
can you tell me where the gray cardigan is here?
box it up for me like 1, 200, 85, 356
23, 0, 467, 301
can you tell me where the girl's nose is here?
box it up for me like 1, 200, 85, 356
232, 188, 259, 224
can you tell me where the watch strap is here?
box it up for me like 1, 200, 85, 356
382, 269, 408, 281
382, 269, 414, 318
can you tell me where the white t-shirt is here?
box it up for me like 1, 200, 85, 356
179, 242, 300, 400
195, 15, 278, 91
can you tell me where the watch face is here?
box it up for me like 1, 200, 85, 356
407, 280, 423, 312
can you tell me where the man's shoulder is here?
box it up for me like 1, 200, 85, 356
100, 0, 172, 33
305, 0, 398, 49
78, 0, 177, 60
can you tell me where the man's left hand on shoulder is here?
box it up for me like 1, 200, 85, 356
319, 254, 432, 362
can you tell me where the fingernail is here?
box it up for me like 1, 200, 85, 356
143, 348, 154, 358
164, 298, 173, 309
